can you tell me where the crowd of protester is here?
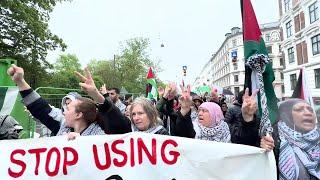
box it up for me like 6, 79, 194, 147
1, 64, 319, 179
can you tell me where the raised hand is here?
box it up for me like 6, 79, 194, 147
210, 87, 219, 102
67, 132, 80, 141
179, 84, 192, 115
100, 84, 108, 95
163, 82, 177, 100
158, 86, 165, 97
75, 67, 104, 103
241, 88, 259, 122
7, 64, 25, 83
7, 64, 31, 91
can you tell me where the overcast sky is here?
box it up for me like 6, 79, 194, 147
48, 0, 279, 85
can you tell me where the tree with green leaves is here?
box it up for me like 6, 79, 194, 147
88, 37, 162, 94
117, 37, 162, 93
50, 54, 82, 89
0, 0, 68, 87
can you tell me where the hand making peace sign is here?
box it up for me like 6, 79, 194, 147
241, 88, 259, 122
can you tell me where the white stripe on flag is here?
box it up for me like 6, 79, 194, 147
251, 71, 259, 102
0, 87, 19, 115
301, 68, 317, 122
150, 86, 158, 100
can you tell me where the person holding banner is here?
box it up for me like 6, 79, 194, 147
261, 99, 319, 179
75, 68, 165, 135
75, 68, 132, 135
174, 85, 230, 142
130, 97, 168, 134
7, 65, 106, 138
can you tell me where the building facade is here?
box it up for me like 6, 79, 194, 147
194, 23, 284, 99
278, 0, 320, 99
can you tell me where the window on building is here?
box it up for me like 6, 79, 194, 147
280, 58, 284, 66
234, 75, 239, 83
234, 64, 238, 70
290, 73, 297, 90
281, 85, 285, 93
234, 87, 240, 97
309, 1, 319, 24
315, 68, 320, 88
265, 33, 271, 42
311, 34, 320, 55
284, 0, 291, 12
288, 47, 295, 63
232, 39, 237, 47
279, 45, 282, 52
286, 21, 293, 38
281, 72, 284, 79
267, 46, 273, 54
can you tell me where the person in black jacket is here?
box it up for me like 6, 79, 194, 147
156, 83, 178, 135
224, 90, 244, 124
7, 65, 106, 137
8, 64, 131, 136
76, 68, 167, 135
174, 85, 230, 142
174, 86, 261, 147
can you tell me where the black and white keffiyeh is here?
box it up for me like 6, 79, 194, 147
194, 119, 231, 143
278, 121, 320, 180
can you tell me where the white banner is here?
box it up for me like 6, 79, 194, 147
0, 133, 277, 180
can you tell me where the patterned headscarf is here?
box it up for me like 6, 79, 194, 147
278, 99, 320, 180
195, 102, 230, 143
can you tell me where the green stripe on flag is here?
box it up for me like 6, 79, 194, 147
147, 78, 158, 100
244, 39, 278, 125
0, 86, 35, 138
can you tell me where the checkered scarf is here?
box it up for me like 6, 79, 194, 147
196, 119, 231, 143
278, 121, 320, 180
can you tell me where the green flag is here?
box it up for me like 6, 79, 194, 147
241, 0, 278, 136
146, 67, 158, 100
0, 86, 34, 138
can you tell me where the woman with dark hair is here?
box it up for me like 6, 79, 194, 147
7, 65, 105, 139
261, 99, 319, 180
221, 102, 228, 117
59, 97, 105, 137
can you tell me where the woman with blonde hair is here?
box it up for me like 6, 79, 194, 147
130, 97, 168, 135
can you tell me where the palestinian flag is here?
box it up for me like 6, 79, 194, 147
146, 67, 158, 100
0, 86, 34, 138
292, 68, 315, 109
241, 0, 278, 136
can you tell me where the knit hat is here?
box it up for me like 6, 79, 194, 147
61, 92, 82, 111
199, 102, 224, 126
192, 95, 203, 103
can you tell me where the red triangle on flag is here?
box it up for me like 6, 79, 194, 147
147, 67, 155, 79
242, 0, 261, 42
